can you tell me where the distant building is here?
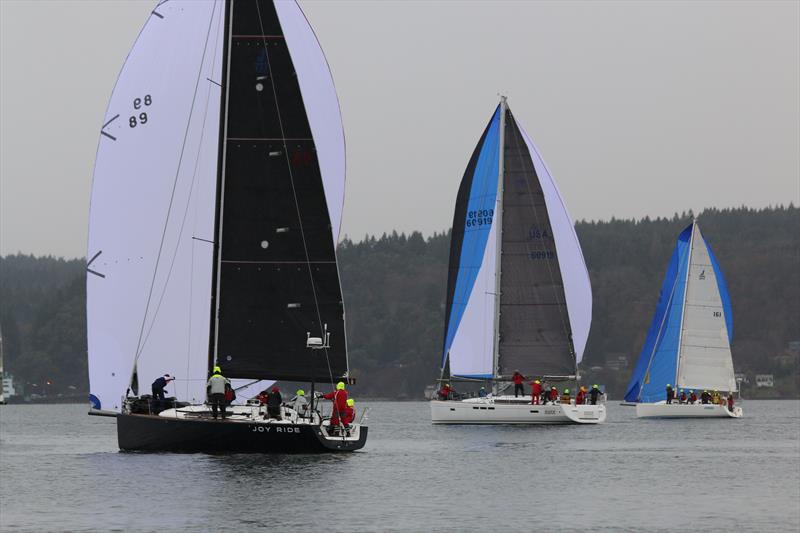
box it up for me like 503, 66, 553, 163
787, 340, 800, 355
2, 374, 16, 398
735, 373, 749, 385
755, 374, 774, 388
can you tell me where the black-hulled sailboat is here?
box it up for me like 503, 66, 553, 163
430, 97, 605, 424
87, 0, 366, 452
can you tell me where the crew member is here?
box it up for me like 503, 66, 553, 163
701, 390, 710, 404
206, 366, 230, 420
726, 392, 735, 412
267, 387, 282, 420
549, 386, 559, 404
689, 390, 698, 404
151, 374, 174, 400
292, 389, 309, 419
343, 398, 356, 426
576, 386, 587, 405
256, 389, 269, 405
478, 386, 488, 398
561, 388, 571, 404
679, 389, 687, 404
323, 381, 349, 431
589, 384, 602, 405
512, 371, 525, 397
531, 380, 542, 405
437, 383, 452, 401
665, 384, 675, 404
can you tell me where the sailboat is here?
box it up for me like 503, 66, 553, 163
624, 220, 742, 419
0, 326, 6, 405
87, 0, 367, 451
430, 97, 606, 425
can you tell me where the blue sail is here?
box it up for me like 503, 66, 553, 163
624, 224, 693, 402
441, 106, 501, 373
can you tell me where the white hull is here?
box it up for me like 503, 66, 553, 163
430, 396, 606, 424
636, 401, 742, 418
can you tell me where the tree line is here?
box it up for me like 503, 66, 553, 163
1, 205, 797, 400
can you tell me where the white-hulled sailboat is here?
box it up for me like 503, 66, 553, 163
87, 0, 367, 451
430, 97, 606, 425
624, 220, 742, 419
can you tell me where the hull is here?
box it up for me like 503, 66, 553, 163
117, 413, 367, 453
430, 397, 606, 424
636, 402, 742, 419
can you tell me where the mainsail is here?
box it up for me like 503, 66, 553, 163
624, 222, 735, 403
441, 100, 591, 380
88, 0, 347, 412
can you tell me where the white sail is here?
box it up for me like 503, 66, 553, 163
449, 218, 499, 377
275, 0, 346, 243
87, 1, 226, 411
676, 224, 736, 392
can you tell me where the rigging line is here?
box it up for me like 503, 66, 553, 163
507, 114, 574, 365
254, 2, 335, 385
137, 0, 222, 360
130, 4, 219, 377
189, 0, 223, 400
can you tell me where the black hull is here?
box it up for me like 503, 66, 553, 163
117, 414, 367, 453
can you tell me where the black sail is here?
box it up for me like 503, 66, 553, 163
212, 0, 347, 382
498, 109, 576, 377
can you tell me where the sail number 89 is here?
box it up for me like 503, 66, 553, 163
129, 94, 152, 128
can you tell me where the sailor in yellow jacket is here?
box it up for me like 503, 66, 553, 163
206, 366, 230, 419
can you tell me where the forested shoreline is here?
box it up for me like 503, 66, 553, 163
1, 205, 797, 400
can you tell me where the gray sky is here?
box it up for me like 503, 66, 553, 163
1, 0, 798, 259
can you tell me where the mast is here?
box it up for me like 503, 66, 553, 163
491, 95, 507, 383
208, 0, 233, 372
674, 218, 696, 388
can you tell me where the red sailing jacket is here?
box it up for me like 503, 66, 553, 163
323, 390, 349, 414
531, 382, 542, 396
512, 373, 524, 385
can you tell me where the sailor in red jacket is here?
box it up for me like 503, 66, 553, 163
323, 381, 349, 430
549, 386, 559, 404
726, 393, 734, 411
530, 379, 542, 405
576, 386, 587, 405
512, 370, 525, 397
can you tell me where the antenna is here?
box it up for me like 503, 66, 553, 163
306, 323, 331, 350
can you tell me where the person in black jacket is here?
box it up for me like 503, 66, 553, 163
267, 387, 282, 420
665, 384, 675, 404
589, 384, 603, 405
151, 374, 174, 400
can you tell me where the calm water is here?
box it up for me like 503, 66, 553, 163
1, 401, 798, 532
